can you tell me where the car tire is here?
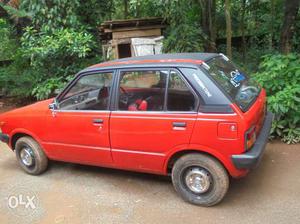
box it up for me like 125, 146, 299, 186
171, 153, 229, 206
15, 137, 48, 175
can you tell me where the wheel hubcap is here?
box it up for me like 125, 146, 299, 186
185, 167, 212, 194
20, 147, 34, 166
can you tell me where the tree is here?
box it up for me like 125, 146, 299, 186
269, 0, 275, 49
280, 0, 300, 54
0, 0, 30, 35
199, 0, 216, 52
224, 0, 232, 59
123, 0, 129, 18
240, 0, 246, 62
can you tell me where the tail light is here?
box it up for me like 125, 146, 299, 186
245, 126, 256, 150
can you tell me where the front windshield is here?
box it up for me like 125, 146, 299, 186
206, 56, 261, 111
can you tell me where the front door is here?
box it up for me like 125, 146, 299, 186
43, 71, 114, 166
110, 69, 198, 173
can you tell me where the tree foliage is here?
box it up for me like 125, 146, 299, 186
20, 0, 82, 32
0, 18, 17, 61
254, 54, 300, 143
0, 0, 299, 143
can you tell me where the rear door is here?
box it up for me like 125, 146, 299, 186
110, 68, 198, 173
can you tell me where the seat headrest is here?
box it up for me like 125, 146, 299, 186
138, 100, 148, 111
128, 99, 148, 111
128, 104, 138, 111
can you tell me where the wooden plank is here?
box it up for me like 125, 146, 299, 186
104, 25, 165, 33
113, 28, 162, 40
101, 18, 165, 31
101, 17, 163, 27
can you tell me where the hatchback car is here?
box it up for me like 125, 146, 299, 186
0, 53, 273, 206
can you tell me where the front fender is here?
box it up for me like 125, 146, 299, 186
9, 128, 44, 150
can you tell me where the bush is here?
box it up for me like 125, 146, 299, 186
0, 51, 40, 98
0, 27, 99, 100
21, 27, 95, 75
0, 18, 18, 61
254, 54, 300, 144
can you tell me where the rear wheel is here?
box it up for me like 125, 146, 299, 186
171, 153, 229, 206
15, 137, 48, 175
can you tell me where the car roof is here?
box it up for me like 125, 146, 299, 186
89, 53, 219, 69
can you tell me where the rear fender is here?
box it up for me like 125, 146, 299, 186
164, 144, 248, 178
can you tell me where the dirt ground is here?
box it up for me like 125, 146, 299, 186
0, 141, 299, 224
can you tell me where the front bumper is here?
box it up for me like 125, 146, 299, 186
0, 133, 9, 144
231, 112, 274, 169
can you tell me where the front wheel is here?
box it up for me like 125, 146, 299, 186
171, 153, 229, 206
15, 137, 48, 175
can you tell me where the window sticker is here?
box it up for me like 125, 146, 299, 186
230, 70, 245, 88
192, 73, 212, 97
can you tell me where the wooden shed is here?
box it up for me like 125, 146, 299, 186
99, 17, 166, 60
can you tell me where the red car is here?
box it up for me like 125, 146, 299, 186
0, 53, 273, 206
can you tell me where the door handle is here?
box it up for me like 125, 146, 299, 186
92, 119, 104, 124
173, 122, 186, 127
172, 122, 187, 130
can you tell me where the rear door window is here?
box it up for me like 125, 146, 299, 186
118, 70, 168, 111
167, 70, 196, 111
117, 69, 197, 112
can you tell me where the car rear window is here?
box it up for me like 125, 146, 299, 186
206, 56, 261, 111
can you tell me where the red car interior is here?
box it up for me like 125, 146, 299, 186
128, 99, 148, 111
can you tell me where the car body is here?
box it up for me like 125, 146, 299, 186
0, 53, 273, 206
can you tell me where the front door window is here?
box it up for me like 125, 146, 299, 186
59, 72, 113, 111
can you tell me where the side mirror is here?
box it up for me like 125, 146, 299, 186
49, 102, 58, 110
